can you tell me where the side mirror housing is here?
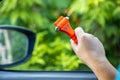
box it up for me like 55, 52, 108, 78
0, 25, 36, 68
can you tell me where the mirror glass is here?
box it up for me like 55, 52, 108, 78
0, 29, 28, 65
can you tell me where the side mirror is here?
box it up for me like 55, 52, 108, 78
0, 25, 36, 68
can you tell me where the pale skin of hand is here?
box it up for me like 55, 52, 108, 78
70, 27, 117, 80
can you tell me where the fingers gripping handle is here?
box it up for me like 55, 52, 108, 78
54, 16, 78, 44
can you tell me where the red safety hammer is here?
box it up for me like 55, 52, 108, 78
54, 16, 78, 44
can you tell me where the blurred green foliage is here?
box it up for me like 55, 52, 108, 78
0, 0, 120, 70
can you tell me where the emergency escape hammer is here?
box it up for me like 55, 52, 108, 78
54, 16, 78, 44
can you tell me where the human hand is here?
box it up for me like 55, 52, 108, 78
70, 27, 106, 65
70, 27, 117, 80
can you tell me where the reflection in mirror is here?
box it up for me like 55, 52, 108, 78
0, 29, 28, 65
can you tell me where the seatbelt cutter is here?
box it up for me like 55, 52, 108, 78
54, 16, 78, 44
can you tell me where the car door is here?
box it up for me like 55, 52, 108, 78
0, 26, 98, 80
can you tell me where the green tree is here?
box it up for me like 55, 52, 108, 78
0, 0, 120, 70
69, 0, 120, 67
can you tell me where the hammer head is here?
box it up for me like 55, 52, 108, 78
54, 16, 69, 31
54, 16, 78, 44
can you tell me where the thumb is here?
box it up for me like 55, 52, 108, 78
74, 27, 84, 43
